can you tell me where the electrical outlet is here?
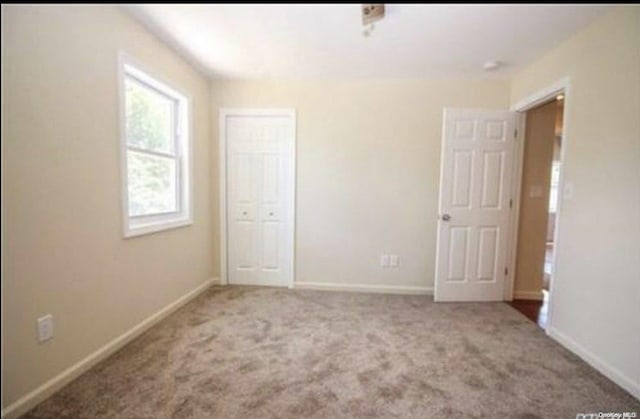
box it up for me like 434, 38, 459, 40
380, 254, 390, 268
389, 254, 399, 267
37, 314, 54, 343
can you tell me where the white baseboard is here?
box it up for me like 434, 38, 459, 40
547, 326, 640, 400
1, 277, 218, 419
513, 290, 543, 300
294, 281, 433, 295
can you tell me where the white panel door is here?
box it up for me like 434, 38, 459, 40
434, 109, 516, 301
225, 110, 295, 287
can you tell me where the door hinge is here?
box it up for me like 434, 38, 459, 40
514, 129, 518, 139
509, 198, 513, 209
504, 267, 509, 276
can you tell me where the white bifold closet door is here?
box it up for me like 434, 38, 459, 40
224, 110, 295, 287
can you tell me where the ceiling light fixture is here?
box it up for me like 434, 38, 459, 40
362, 4, 384, 38
556, 94, 565, 101
362, 4, 384, 25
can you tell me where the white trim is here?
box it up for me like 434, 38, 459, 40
117, 51, 194, 239
433, 108, 448, 301
513, 290, 544, 301
289, 112, 297, 290
295, 281, 433, 295
547, 326, 640, 400
508, 77, 571, 332
218, 109, 228, 285
124, 62, 186, 104
122, 218, 194, 238
219, 108, 297, 289
0, 277, 217, 419
511, 77, 571, 112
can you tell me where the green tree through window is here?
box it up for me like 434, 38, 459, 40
125, 77, 177, 216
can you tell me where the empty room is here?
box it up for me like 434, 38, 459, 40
2, 4, 639, 419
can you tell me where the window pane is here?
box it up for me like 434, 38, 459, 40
125, 77, 175, 154
127, 150, 177, 216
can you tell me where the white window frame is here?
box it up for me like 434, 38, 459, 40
118, 52, 193, 238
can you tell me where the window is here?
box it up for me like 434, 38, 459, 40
119, 55, 192, 237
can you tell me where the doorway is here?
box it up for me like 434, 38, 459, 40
433, 79, 570, 330
219, 109, 296, 287
510, 94, 565, 329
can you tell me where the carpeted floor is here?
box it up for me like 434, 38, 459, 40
23, 286, 639, 418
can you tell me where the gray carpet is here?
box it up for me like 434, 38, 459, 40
23, 286, 639, 418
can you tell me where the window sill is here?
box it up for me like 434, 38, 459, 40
124, 217, 193, 238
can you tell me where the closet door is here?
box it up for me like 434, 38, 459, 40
225, 111, 295, 287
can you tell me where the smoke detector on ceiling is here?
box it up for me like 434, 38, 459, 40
483, 60, 503, 71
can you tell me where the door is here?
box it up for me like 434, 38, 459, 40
223, 109, 295, 287
434, 109, 516, 301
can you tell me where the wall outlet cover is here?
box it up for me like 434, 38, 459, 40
380, 254, 390, 267
389, 254, 399, 267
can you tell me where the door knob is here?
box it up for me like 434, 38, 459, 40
441, 214, 451, 221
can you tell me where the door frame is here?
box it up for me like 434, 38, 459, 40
506, 77, 571, 331
219, 108, 297, 288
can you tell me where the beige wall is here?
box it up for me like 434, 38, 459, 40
1, 5, 212, 408
515, 101, 557, 295
511, 6, 640, 396
210, 79, 510, 289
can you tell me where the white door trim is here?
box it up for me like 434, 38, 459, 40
507, 77, 571, 333
219, 108, 297, 288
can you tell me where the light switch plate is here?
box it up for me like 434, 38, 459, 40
37, 314, 54, 343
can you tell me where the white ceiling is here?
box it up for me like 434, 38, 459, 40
123, 4, 611, 80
